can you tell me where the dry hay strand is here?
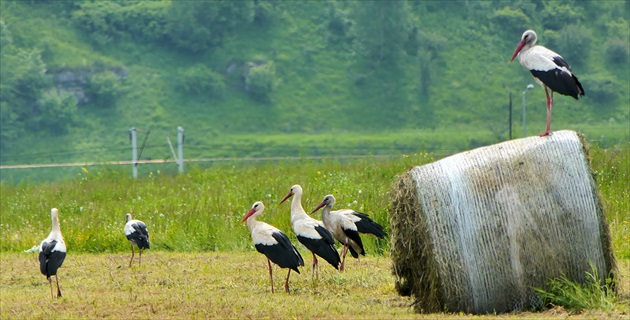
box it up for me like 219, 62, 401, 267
389, 130, 617, 314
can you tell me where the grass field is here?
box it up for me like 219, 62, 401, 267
1, 253, 628, 319
1, 141, 628, 317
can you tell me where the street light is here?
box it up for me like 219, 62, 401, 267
522, 84, 534, 137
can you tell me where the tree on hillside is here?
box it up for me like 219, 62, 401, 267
350, 1, 409, 66
165, 1, 255, 53
0, 20, 77, 149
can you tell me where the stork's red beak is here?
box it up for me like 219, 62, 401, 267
510, 40, 525, 62
310, 201, 327, 214
241, 207, 256, 223
279, 192, 293, 204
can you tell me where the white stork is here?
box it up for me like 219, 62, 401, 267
242, 201, 304, 293
311, 195, 388, 271
124, 213, 150, 267
39, 208, 66, 298
510, 29, 585, 136
279, 184, 341, 278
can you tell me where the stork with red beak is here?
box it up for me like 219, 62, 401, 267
311, 195, 387, 271
242, 201, 304, 293
510, 29, 585, 136
280, 185, 341, 278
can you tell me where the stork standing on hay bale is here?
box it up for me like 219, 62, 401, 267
39, 208, 66, 298
124, 213, 150, 267
510, 29, 585, 137
242, 201, 304, 293
311, 194, 388, 271
280, 184, 341, 278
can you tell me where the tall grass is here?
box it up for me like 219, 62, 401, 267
1, 143, 628, 261
0, 153, 433, 253
533, 262, 618, 312
589, 143, 630, 260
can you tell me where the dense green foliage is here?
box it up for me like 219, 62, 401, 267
0, 0, 628, 182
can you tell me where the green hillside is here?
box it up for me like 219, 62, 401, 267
1, 0, 628, 182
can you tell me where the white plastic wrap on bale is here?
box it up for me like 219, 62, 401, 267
390, 130, 616, 314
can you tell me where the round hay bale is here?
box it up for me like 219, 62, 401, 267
390, 130, 617, 314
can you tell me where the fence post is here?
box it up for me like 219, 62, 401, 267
130, 127, 138, 179
177, 126, 184, 174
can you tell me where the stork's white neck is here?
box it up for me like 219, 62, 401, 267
49, 211, 63, 239
320, 204, 332, 224
246, 215, 259, 232
290, 192, 308, 225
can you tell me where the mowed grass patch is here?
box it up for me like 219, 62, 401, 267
2, 252, 628, 319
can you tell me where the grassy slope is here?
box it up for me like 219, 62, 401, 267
1, 1, 628, 179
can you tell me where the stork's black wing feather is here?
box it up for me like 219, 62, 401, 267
551, 56, 573, 72
351, 212, 388, 238
39, 241, 66, 277
314, 224, 336, 245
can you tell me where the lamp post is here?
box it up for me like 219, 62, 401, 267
522, 84, 534, 137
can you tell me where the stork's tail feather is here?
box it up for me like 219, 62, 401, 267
138, 236, 150, 249
348, 246, 360, 259
352, 212, 388, 238
574, 75, 585, 98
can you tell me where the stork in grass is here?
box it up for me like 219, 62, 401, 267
311, 194, 387, 271
242, 201, 304, 293
280, 184, 341, 278
510, 29, 585, 137
39, 208, 66, 298
124, 213, 150, 267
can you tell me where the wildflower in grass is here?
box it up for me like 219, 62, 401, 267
82, 167, 89, 173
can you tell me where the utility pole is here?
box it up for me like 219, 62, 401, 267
130, 127, 138, 179
177, 126, 184, 174
509, 92, 513, 140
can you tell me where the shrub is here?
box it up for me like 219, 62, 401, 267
179, 66, 225, 98
584, 73, 618, 105
491, 7, 530, 34
244, 62, 277, 101
35, 90, 78, 135
88, 70, 125, 107
554, 24, 592, 66
541, 3, 584, 30
604, 38, 629, 65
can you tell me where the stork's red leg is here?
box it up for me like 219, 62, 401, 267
267, 258, 274, 293
539, 86, 553, 136
48, 276, 54, 299
55, 275, 62, 298
340, 244, 347, 272
311, 252, 318, 279
129, 244, 135, 267
284, 269, 291, 293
